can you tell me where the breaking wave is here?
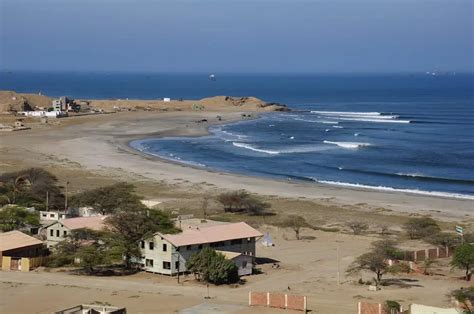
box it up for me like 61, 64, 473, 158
232, 142, 280, 155
310, 111, 411, 123
323, 140, 371, 149
308, 179, 474, 200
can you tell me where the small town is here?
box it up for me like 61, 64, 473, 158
1, 0, 473, 313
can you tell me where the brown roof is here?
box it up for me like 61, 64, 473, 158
0, 230, 43, 252
160, 222, 263, 247
59, 216, 107, 231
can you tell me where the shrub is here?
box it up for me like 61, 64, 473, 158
186, 247, 239, 284
403, 217, 441, 239
451, 243, 474, 281
347, 221, 369, 235
216, 190, 270, 215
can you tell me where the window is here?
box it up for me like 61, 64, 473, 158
242, 261, 248, 268
50, 214, 54, 218
175, 261, 179, 270
56, 230, 59, 237
145, 259, 154, 267
186, 245, 192, 250
42, 213, 47, 217
163, 261, 171, 269
162, 244, 167, 252
149, 242, 154, 250
50, 229, 53, 237
140, 241, 145, 249
231, 239, 242, 245
63, 231, 67, 237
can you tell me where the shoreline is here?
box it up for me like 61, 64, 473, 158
1, 110, 473, 221
125, 115, 474, 202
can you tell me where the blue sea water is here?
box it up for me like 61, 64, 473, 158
2, 72, 474, 198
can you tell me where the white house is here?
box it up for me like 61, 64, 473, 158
39, 211, 67, 222
140, 222, 262, 276
45, 216, 107, 247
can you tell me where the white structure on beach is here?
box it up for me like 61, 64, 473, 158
18, 111, 67, 118
140, 222, 262, 276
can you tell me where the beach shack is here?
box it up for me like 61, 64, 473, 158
140, 222, 262, 276
0, 230, 45, 272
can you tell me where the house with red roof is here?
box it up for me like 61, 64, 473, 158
140, 222, 263, 276
44, 216, 107, 247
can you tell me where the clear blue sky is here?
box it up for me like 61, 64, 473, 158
1, 0, 472, 73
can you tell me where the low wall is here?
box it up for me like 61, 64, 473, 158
1, 256, 47, 272
402, 247, 453, 262
249, 291, 307, 312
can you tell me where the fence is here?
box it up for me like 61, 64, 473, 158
402, 247, 453, 262
249, 291, 307, 312
1, 256, 48, 272
358, 302, 405, 314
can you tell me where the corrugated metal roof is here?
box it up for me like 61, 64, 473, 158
0, 230, 43, 252
159, 222, 262, 247
60, 216, 107, 231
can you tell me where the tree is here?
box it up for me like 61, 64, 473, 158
104, 206, 178, 269
451, 244, 474, 281
449, 287, 474, 314
0, 168, 64, 209
76, 244, 108, 274
347, 239, 403, 284
279, 215, 311, 240
347, 221, 369, 235
0, 206, 40, 232
216, 190, 270, 215
403, 217, 441, 240
425, 232, 460, 248
186, 248, 239, 284
70, 183, 143, 215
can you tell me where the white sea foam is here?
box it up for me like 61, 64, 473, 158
310, 179, 474, 200
336, 117, 411, 123
232, 142, 280, 155
323, 140, 371, 149
309, 111, 408, 123
293, 117, 338, 124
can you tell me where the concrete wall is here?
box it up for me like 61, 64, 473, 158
409, 304, 458, 314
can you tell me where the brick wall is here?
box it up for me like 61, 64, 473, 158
249, 292, 307, 312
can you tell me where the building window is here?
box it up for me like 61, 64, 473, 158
162, 244, 167, 252
149, 242, 154, 250
50, 214, 54, 218
42, 213, 47, 217
50, 229, 53, 237
140, 241, 145, 249
63, 231, 67, 237
163, 261, 171, 269
56, 230, 60, 237
231, 239, 242, 245
145, 259, 154, 267
242, 261, 247, 268
186, 245, 192, 250
175, 261, 179, 270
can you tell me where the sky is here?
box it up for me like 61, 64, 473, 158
0, 0, 473, 73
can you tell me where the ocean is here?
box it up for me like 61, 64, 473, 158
2, 72, 474, 199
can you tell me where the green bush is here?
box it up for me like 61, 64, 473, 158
403, 217, 441, 239
186, 247, 239, 284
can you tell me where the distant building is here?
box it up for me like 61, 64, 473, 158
45, 216, 107, 247
39, 211, 67, 222
0, 230, 45, 272
55, 304, 126, 314
140, 222, 262, 276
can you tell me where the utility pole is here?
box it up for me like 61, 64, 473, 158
337, 245, 341, 285
64, 181, 69, 212
46, 191, 49, 211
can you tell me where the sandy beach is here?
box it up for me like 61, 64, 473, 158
0, 108, 472, 222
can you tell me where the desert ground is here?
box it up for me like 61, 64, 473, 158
0, 92, 473, 313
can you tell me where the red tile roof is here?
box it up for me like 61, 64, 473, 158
160, 222, 262, 247
0, 230, 43, 252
